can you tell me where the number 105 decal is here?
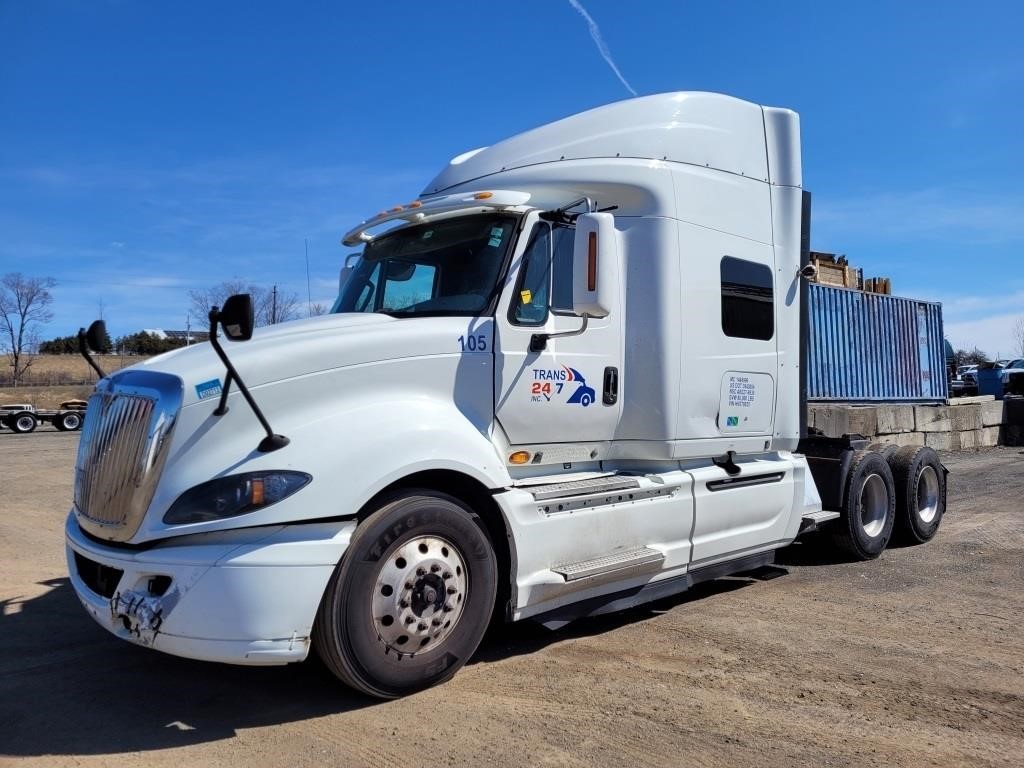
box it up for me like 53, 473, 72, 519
457, 334, 487, 352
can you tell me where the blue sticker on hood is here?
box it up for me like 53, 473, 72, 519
195, 378, 223, 400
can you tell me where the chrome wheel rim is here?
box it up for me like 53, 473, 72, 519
16, 416, 34, 431
65, 414, 81, 429
916, 465, 940, 524
860, 473, 888, 538
371, 535, 468, 656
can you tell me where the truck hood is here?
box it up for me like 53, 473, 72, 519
128, 313, 489, 407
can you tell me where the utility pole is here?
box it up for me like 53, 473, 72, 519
305, 238, 313, 318
271, 285, 278, 325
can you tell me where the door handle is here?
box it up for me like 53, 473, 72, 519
603, 367, 618, 405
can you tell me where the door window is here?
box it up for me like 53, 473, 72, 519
511, 223, 574, 324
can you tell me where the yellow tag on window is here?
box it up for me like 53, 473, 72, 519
520, 289, 532, 304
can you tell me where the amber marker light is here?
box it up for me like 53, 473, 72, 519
250, 478, 265, 506
473, 191, 493, 200
408, 201, 423, 208
508, 451, 531, 465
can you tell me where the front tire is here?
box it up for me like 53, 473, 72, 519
314, 491, 498, 699
831, 450, 896, 560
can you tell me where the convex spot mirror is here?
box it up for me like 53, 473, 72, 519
572, 212, 619, 319
85, 320, 107, 352
219, 294, 255, 341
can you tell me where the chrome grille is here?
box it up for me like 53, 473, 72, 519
74, 370, 183, 542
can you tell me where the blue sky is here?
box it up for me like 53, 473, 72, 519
1, 1, 1022, 355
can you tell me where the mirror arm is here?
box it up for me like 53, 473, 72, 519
77, 328, 107, 379
529, 314, 589, 353
213, 370, 234, 416
207, 308, 289, 452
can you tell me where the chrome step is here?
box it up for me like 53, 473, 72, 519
529, 475, 641, 501
799, 509, 841, 534
552, 546, 664, 583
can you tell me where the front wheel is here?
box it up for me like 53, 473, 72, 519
313, 491, 498, 699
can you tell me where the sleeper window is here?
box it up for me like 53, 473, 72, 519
720, 256, 774, 340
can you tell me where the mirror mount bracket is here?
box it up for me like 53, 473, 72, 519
207, 305, 289, 453
77, 322, 108, 380
529, 314, 589, 353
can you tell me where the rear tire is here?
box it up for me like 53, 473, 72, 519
58, 411, 83, 431
11, 412, 38, 434
830, 450, 896, 560
889, 446, 945, 544
313, 490, 497, 699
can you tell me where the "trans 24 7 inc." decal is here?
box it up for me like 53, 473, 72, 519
530, 366, 596, 406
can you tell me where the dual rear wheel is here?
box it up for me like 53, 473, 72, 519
832, 446, 945, 560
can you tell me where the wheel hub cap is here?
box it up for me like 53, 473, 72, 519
372, 535, 468, 656
860, 473, 888, 538
916, 465, 939, 523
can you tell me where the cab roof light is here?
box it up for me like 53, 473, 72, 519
473, 191, 493, 200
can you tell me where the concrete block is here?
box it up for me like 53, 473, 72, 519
958, 429, 982, 450
949, 404, 983, 432
846, 407, 878, 438
925, 431, 961, 451
873, 431, 926, 448
948, 395, 995, 405
979, 426, 1002, 447
876, 405, 915, 434
809, 406, 849, 437
915, 405, 951, 433
981, 400, 1005, 427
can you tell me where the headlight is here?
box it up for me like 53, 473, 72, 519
163, 471, 312, 525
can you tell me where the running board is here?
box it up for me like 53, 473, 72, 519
799, 509, 841, 534
552, 546, 664, 583
529, 474, 641, 501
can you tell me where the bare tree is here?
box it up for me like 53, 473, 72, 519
189, 281, 300, 328
1013, 315, 1024, 357
0, 273, 57, 385
309, 302, 328, 317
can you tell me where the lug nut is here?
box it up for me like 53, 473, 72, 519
399, 599, 410, 608
447, 586, 457, 595
404, 582, 414, 590
444, 603, 453, 612
405, 616, 415, 625
430, 564, 441, 573
416, 567, 426, 576
442, 572, 452, 580
431, 619, 442, 627
418, 622, 427, 631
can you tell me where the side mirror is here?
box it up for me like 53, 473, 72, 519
572, 212, 619, 318
218, 294, 255, 341
85, 320, 107, 352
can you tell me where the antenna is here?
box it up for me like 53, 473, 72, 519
305, 238, 313, 318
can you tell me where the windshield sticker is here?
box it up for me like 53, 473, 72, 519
530, 366, 596, 407
520, 289, 533, 305
195, 378, 223, 400
488, 227, 504, 248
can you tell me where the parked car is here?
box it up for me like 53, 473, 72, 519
1001, 359, 1024, 395
955, 364, 979, 396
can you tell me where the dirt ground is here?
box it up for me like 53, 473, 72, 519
1, 432, 1021, 768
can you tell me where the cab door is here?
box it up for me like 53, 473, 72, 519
494, 214, 623, 447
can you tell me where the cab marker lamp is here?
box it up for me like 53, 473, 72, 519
163, 471, 312, 525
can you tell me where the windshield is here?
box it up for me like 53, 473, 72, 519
334, 213, 519, 317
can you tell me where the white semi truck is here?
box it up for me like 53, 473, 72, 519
65, 92, 947, 698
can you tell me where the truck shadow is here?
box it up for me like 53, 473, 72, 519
0, 572, 776, 757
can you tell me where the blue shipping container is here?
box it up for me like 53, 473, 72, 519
806, 283, 947, 403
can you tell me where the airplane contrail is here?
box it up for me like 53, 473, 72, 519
567, 0, 638, 96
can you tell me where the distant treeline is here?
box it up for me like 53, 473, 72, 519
39, 331, 193, 356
